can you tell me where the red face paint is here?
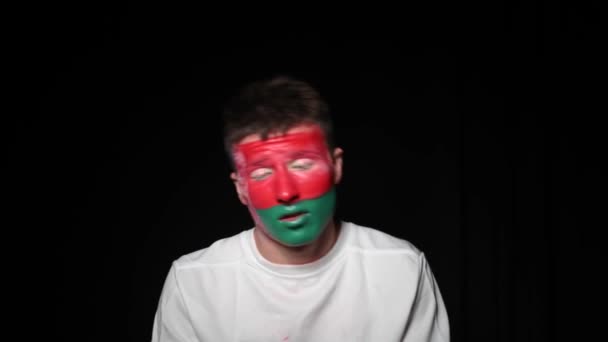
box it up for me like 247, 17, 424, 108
233, 126, 334, 210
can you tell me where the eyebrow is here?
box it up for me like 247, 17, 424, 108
249, 158, 271, 167
246, 150, 322, 168
290, 150, 323, 159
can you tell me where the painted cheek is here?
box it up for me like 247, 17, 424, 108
246, 171, 298, 209
246, 178, 281, 209
290, 164, 333, 198
244, 164, 333, 210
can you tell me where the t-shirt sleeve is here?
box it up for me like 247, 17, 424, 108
402, 253, 450, 342
151, 262, 198, 342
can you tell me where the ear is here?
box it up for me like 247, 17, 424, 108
332, 147, 344, 184
230, 172, 249, 206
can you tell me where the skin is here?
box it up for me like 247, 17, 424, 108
230, 124, 344, 265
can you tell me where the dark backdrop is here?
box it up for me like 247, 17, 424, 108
10, 2, 604, 341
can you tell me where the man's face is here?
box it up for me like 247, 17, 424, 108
231, 124, 343, 247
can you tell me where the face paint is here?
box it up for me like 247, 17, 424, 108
233, 126, 336, 246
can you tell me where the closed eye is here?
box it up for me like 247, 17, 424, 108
250, 168, 273, 180
288, 158, 314, 171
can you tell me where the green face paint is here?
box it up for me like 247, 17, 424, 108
255, 187, 336, 246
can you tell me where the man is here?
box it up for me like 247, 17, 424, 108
152, 76, 450, 341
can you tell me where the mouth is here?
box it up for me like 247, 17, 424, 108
279, 211, 308, 222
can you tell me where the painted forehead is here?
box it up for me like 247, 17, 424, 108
233, 127, 329, 160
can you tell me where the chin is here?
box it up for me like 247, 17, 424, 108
260, 225, 320, 247
278, 238, 316, 248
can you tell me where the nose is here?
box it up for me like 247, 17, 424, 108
274, 167, 299, 204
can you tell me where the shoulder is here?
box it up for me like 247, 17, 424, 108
343, 221, 426, 274
343, 221, 431, 291
172, 229, 249, 271
345, 221, 422, 256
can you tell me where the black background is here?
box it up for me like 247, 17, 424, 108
9, 2, 604, 341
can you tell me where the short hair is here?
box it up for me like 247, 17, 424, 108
222, 75, 335, 167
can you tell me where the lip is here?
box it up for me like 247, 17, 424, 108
278, 211, 310, 228
279, 211, 308, 222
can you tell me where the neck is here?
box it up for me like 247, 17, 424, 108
253, 220, 341, 265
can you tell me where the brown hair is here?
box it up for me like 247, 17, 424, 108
222, 75, 335, 167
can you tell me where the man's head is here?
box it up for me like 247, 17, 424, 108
222, 76, 343, 247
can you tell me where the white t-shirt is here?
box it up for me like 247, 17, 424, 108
152, 221, 450, 341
